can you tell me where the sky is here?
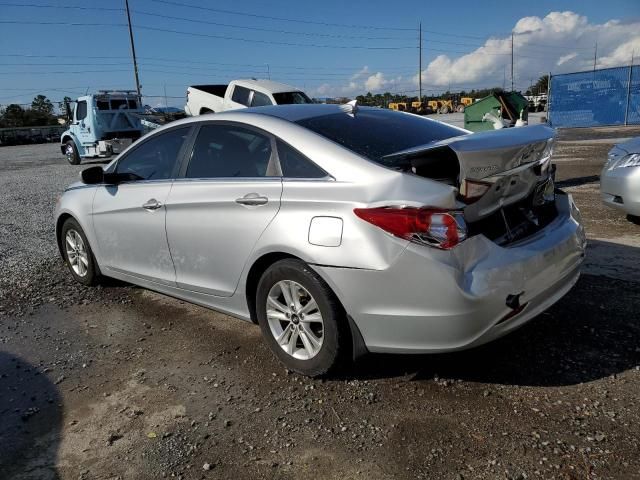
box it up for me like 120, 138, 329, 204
1, 0, 639, 109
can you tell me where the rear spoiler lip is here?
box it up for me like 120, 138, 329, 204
383, 124, 556, 159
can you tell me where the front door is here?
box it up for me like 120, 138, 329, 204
92, 126, 192, 285
165, 122, 282, 296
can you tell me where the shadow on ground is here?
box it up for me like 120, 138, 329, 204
346, 241, 640, 387
556, 174, 600, 188
0, 352, 62, 479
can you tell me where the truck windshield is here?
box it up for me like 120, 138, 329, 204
273, 91, 312, 105
295, 109, 463, 166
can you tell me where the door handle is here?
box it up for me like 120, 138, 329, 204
142, 198, 162, 211
236, 193, 268, 206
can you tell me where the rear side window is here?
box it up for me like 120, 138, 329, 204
186, 124, 276, 178
277, 140, 327, 178
251, 91, 273, 107
116, 127, 190, 181
296, 108, 463, 167
231, 86, 251, 106
273, 91, 313, 105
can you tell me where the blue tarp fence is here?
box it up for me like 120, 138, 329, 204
549, 65, 640, 128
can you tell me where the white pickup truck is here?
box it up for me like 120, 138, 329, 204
184, 79, 313, 116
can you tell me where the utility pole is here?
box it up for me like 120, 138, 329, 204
624, 51, 634, 125
418, 22, 422, 103
510, 32, 514, 92
125, 0, 142, 101
266, 63, 271, 80
593, 41, 598, 72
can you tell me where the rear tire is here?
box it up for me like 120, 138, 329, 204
60, 218, 100, 286
627, 214, 640, 225
256, 259, 350, 377
64, 140, 80, 165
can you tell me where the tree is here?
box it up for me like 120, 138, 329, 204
31, 95, 54, 115
57, 96, 73, 119
2, 104, 25, 127
535, 75, 549, 94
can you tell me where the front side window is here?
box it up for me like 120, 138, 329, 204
231, 86, 251, 106
76, 101, 87, 121
186, 124, 275, 178
273, 91, 313, 105
276, 140, 326, 178
251, 91, 273, 107
116, 127, 190, 181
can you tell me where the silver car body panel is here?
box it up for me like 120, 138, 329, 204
601, 138, 640, 216
56, 105, 585, 354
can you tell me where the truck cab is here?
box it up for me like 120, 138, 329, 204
61, 91, 144, 165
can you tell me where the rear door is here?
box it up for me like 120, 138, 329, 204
92, 126, 192, 284
165, 122, 282, 296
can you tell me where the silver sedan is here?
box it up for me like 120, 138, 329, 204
55, 104, 586, 376
601, 136, 640, 222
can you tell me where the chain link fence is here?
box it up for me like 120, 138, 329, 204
549, 65, 640, 128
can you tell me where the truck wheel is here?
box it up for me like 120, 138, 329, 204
64, 140, 80, 165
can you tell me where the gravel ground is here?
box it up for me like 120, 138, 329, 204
1, 126, 639, 480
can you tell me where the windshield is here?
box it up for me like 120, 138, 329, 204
295, 108, 464, 166
273, 91, 313, 105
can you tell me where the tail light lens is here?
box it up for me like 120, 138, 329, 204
354, 207, 467, 250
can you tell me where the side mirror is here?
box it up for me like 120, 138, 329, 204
80, 166, 105, 184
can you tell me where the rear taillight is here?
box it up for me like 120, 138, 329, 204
353, 207, 467, 250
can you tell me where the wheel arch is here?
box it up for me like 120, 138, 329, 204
60, 134, 79, 155
244, 251, 368, 360
55, 212, 74, 259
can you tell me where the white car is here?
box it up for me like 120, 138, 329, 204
185, 79, 312, 116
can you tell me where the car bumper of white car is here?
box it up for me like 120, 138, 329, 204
601, 166, 640, 217
313, 192, 586, 354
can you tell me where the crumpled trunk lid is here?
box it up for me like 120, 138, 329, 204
388, 125, 556, 223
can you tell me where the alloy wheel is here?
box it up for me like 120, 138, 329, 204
65, 229, 89, 277
266, 280, 324, 360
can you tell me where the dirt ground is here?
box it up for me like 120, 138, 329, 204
1, 124, 639, 480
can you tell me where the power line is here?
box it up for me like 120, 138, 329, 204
148, 0, 415, 31
0, 20, 416, 49
132, 9, 414, 41
0, 2, 122, 11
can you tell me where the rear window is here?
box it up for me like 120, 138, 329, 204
273, 91, 313, 105
295, 109, 463, 166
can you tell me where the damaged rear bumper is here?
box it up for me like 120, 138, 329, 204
312, 192, 586, 354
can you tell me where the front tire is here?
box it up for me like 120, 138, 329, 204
60, 218, 100, 286
256, 259, 349, 377
64, 140, 80, 165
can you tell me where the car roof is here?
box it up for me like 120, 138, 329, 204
235, 79, 303, 94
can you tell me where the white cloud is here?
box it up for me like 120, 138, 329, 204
307, 11, 638, 97
364, 72, 386, 91
557, 53, 578, 66
417, 11, 639, 89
